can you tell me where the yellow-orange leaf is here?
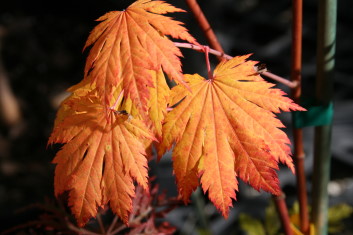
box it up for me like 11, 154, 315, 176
83, 0, 197, 113
114, 69, 170, 139
49, 94, 154, 226
148, 69, 170, 138
159, 55, 305, 217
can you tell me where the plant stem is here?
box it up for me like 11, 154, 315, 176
110, 89, 124, 111
311, 0, 336, 234
262, 71, 298, 88
184, 0, 224, 61
202, 46, 213, 80
290, 0, 310, 234
96, 213, 106, 234
67, 222, 101, 235
106, 215, 119, 234
174, 42, 231, 59
109, 207, 153, 235
273, 194, 293, 235
174, 42, 298, 88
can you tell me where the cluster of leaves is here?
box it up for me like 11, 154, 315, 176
48, 0, 304, 227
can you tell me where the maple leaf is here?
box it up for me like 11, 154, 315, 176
83, 0, 197, 114
159, 55, 305, 217
112, 69, 169, 140
148, 69, 170, 138
48, 94, 155, 227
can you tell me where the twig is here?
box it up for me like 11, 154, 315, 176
262, 71, 298, 88
184, 0, 224, 61
96, 213, 106, 234
106, 215, 119, 234
174, 42, 298, 88
67, 221, 101, 235
109, 207, 153, 235
273, 194, 293, 235
107, 223, 126, 235
174, 42, 231, 59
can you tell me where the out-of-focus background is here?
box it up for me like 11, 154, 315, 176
1, 0, 352, 234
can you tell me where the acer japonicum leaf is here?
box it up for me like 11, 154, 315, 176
159, 55, 305, 218
148, 69, 170, 139
49, 94, 155, 227
116, 69, 170, 139
83, 0, 197, 114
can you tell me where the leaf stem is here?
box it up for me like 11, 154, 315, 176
106, 215, 119, 234
202, 46, 213, 80
110, 89, 124, 111
96, 213, 106, 234
174, 42, 298, 88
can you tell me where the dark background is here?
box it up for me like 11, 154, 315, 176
1, 0, 352, 234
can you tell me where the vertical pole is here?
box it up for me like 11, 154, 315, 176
290, 0, 310, 234
311, 0, 336, 234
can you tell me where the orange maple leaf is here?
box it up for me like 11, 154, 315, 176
49, 94, 155, 226
83, 0, 197, 114
159, 55, 305, 217
148, 69, 170, 138
115, 69, 170, 139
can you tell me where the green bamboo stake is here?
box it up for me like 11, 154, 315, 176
311, 0, 337, 234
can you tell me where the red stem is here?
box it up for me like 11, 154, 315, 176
291, 0, 310, 233
262, 71, 298, 89
184, 0, 224, 61
273, 194, 293, 235
174, 42, 297, 88
203, 46, 213, 80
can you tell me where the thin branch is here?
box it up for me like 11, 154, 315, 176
174, 42, 231, 59
67, 222, 101, 235
106, 215, 119, 234
184, 0, 224, 61
109, 207, 153, 235
130, 206, 153, 226
107, 224, 126, 235
262, 71, 298, 88
96, 213, 106, 234
273, 194, 293, 235
174, 42, 298, 88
